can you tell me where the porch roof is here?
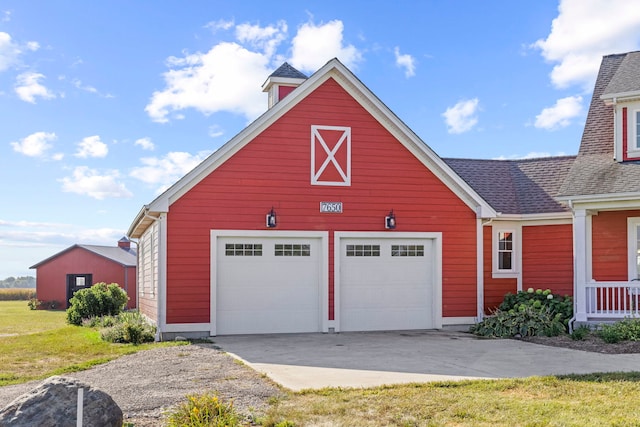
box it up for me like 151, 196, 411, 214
444, 156, 575, 215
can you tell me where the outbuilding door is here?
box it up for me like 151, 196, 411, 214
66, 274, 92, 308
213, 233, 325, 335
337, 233, 441, 332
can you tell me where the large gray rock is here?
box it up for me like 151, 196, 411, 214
0, 376, 123, 427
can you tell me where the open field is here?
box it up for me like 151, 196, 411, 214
0, 301, 177, 386
0, 288, 35, 301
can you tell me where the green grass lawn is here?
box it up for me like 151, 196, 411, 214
261, 374, 640, 426
0, 301, 178, 386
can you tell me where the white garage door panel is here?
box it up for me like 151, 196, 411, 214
216, 237, 320, 335
340, 238, 434, 332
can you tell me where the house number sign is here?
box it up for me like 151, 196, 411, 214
320, 201, 343, 213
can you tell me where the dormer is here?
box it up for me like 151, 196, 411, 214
601, 51, 640, 162
262, 62, 307, 109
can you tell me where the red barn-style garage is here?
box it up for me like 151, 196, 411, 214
128, 59, 498, 338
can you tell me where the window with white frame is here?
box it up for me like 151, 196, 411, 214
497, 230, 514, 272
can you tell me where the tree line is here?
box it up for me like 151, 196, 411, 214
0, 276, 36, 288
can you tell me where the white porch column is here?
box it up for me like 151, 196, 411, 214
574, 209, 588, 321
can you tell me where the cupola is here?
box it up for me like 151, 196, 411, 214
262, 62, 307, 108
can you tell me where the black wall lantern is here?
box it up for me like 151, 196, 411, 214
385, 209, 396, 229
266, 207, 277, 228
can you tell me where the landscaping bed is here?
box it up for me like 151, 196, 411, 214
520, 333, 640, 354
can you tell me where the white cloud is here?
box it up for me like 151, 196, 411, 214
394, 47, 416, 78
208, 125, 224, 138
134, 137, 155, 151
205, 19, 235, 32
493, 151, 568, 160
14, 72, 56, 103
75, 135, 108, 158
290, 20, 362, 72
0, 32, 20, 71
0, 218, 125, 247
534, 95, 583, 130
236, 21, 287, 57
71, 78, 114, 98
10, 131, 57, 157
146, 42, 272, 123
60, 166, 132, 200
130, 150, 212, 193
442, 98, 480, 134
26, 41, 39, 51
532, 0, 640, 90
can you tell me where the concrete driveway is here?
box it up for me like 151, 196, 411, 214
213, 330, 640, 391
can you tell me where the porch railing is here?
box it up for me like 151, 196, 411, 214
585, 282, 640, 318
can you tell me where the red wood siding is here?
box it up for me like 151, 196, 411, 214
165, 77, 478, 324
522, 224, 573, 296
592, 210, 640, 281
35, 247, 136, 309
278, 85, 296, 101
482, 226, 516, 313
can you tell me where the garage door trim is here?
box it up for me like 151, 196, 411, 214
334, 231, 442, 332
210, 230, 329, 336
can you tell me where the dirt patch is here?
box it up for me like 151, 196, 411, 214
519, 334, 640, 354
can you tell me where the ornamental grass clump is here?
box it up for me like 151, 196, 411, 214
166, 393, 243, 427
470, 288, 572, 338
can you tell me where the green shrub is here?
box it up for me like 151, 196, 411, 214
499, 288, 573, 326
27, 298, 41, 310
166, 393, 242, 427
99, 311, 156, 344
66, 283, 128, 325
570, 325, 591, 341
470, 305, 565, 338
597, 317, 640, 343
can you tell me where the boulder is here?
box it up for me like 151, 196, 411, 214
0, 376, 123, 427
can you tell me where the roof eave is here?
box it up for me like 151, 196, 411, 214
601, 90, 640, 104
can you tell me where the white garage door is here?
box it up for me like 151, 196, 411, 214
339, 237, 436, 332
215, 236, 321, 335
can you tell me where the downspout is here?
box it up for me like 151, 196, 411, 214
567, 199, 577, 334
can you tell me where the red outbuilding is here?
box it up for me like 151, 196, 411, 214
30, 237, 137, 309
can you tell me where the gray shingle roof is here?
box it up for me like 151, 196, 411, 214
269, 62, 308, 79
30, 244, 136, 269
602, 51, 640, 97
559, 52, 640, 197
79, 245, 137, 266
445, 156, 576, 215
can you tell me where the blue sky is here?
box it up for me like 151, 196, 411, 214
2, 0, 640, 279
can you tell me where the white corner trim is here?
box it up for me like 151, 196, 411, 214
476, 218, 484, 321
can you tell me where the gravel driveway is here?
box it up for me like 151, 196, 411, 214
0, 344, 283, 426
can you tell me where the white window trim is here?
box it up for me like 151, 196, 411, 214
492, 223, 521, 280
625, 108, 640, 158
626, 217, 640, 281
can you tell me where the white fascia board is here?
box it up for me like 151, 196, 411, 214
601, 90, 640, 104
261, 76, 307, 92
494, 212, 573, 223
559, 192, 640, 211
